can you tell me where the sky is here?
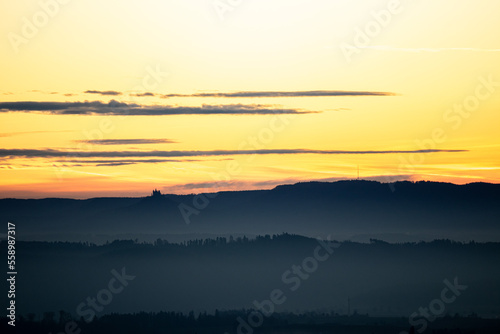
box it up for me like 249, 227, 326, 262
0, 0, 499, 198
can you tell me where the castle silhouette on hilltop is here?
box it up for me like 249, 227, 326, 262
151, 189, 162, 197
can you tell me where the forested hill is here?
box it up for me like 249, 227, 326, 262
1, 180, 500, 242
1, 236, 499, 318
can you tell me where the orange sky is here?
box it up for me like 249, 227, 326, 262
1, 0, 499, 198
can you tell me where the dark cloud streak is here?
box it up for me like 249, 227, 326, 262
161, 90, 396, 98
0, 101, 310, 115
74, 139, 177, 145
131, 92, 155, 97
84, 90, 123, 96
0, 148, 467, 159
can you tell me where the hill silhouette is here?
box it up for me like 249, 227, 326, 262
1, 236, 499, 318
1, 180, 499, 242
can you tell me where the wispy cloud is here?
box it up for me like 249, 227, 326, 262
1, 157, 233, 168
60, 159, 181, 167
0, 130, 74, 138
15, 89, 397, 100
84, 90, 123, 96
54, 158, 231, 167
0, 101, 311, 116
74, 139, 177, 145
0, 148, 467, 159
131, 92, 155, 97
29, 90, 60, 95
161, 90, 396, 98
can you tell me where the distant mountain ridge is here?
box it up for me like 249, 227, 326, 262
1, 180, 499, 242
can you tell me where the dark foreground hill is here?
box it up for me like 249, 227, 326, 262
2, 311, 500, 334
1, 180, 500, 242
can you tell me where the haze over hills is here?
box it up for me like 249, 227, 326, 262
1, 236, 499, 318
1, 180, 499, 243
1, 181, 499, 331
3, 1, 499, 332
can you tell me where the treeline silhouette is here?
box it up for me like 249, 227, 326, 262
2, 235, 499, 319
2, 310, 498, 334
9, 233, 500, 252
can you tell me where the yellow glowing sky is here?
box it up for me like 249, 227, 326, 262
1, 0, 499, 198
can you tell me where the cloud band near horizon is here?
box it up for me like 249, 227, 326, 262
0, 101, 312, 115
75, 139, 177, 145
160, 90, 396, 98
0, 148, 467, 159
